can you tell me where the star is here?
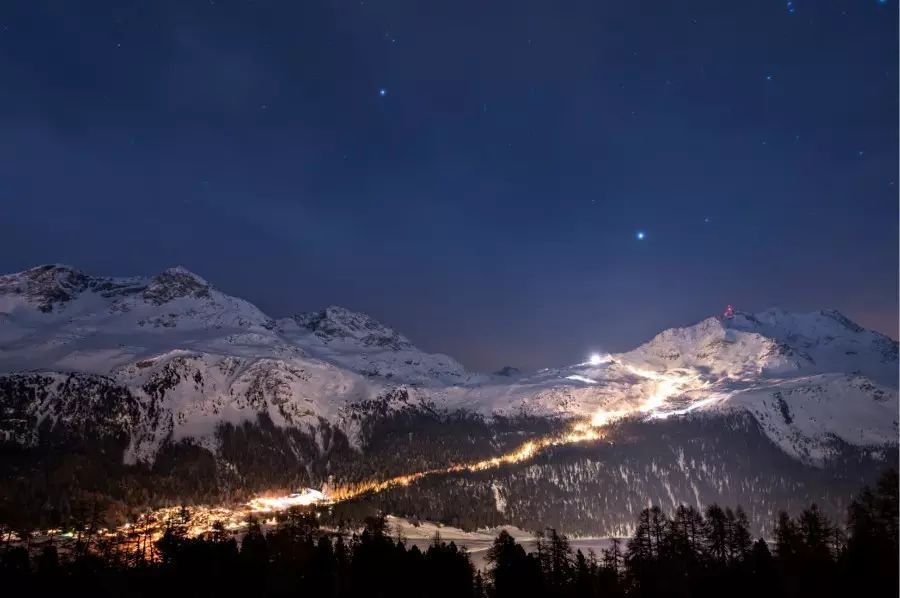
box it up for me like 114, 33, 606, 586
765, 74, 774, 81
378, 88, 387, 97
636, 231, 646, 241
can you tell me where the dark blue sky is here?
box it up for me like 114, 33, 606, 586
1, 1, 896, 371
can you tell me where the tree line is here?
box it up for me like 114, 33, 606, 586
0, 469, 895, 598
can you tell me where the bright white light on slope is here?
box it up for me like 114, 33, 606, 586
566, 374, 598, 384
586, 364, 719, 429
588, 353, 610, 365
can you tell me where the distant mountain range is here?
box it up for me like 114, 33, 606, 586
1, 264, 897, 533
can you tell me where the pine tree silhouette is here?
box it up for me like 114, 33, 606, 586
0, 469, 896, 598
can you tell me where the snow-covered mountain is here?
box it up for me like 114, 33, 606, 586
1, 264, 896, 463
0, 265, 472, 459
0, 264, 897, 531
0, 264, 468, 380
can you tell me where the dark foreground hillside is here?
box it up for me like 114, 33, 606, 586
1, 469, 896, 598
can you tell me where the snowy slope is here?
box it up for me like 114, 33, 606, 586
0, 264, 896, 467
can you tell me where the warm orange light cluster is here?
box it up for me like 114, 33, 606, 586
21, 416, 611, 547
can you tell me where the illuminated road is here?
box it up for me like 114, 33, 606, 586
248, 419, 606, 512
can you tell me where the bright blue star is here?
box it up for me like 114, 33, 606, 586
636, 231, 646, 241
378, 88, 387, 97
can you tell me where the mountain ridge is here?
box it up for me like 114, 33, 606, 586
0, 264, 897, 532
1, 264, 896, 461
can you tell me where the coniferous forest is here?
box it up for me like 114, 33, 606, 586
0, 469, 895, 598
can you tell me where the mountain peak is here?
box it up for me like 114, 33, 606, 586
12, 263, 89, 284
143, 267, 212, 305
725, 307, 870, 338
630, 307, 897, 385
817, 309, 866, 333
158, 265, 208, 282
292, 305, 415, 350
23, 263, 83, 276
0, 264, 91, 312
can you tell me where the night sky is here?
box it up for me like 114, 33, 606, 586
1, 1, 896, 371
